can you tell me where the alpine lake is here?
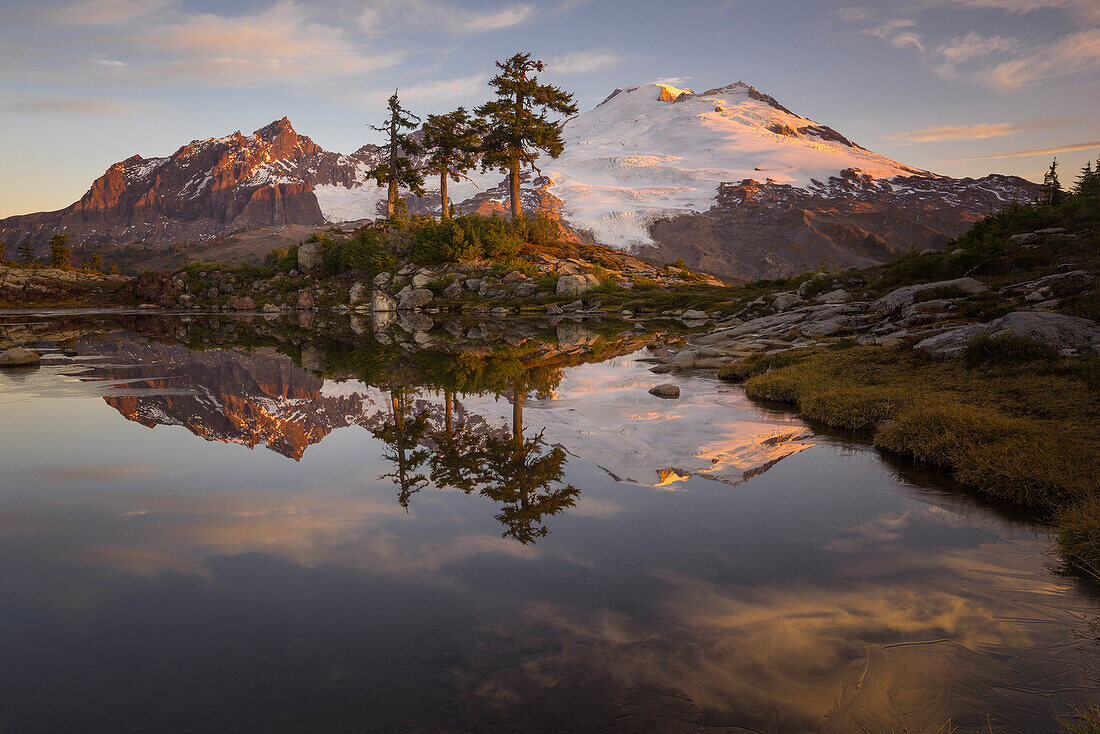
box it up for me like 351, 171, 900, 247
1, 309, 1097, 734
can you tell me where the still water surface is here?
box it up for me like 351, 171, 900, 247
0, 313, 1097, 733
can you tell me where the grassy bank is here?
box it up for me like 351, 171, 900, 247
722, 341, 1100, 567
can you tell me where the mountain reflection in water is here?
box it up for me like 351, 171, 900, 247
0, 312, 1098, 734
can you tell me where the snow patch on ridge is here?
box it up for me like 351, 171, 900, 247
314, 183, 387, 222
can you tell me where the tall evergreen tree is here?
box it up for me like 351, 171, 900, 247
366, 91, 424, 220
421, 107, 482, 219
48, 234, 71, 269
87, 253, 104, 272
17, 239, 34, 265
476, 53, 578, 220
0, 240, 7, 266
1043, 157, 1063, 206
1076, 159, 1099, 197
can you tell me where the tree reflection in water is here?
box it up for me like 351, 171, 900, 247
375, 378, 578, 543
373, 388, 431, 509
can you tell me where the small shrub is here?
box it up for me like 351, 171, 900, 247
963, 333, 1059, 368
488, 259, 537, 279
718, 351, 808, 382
956, 292, 1011, 321
1057, 495, 1100, 574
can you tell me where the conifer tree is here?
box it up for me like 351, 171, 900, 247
1043, 157, 1063, 206
0, 240, 7, 266
88, 253, 104, 272
17, 239, 34, 266
421, 107, 482, 219
476, 53, 578, 220
1076, 159, 1099, 197
366, 91, 424, 220
48, 234, 71, 269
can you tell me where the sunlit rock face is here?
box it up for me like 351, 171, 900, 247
76, 338, 812, 485
0, 82, 1040, 278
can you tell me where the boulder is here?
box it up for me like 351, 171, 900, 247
797, 273, 829, 296
297, 242, 322, 270
490, 307, 510, 317
411, 272, 433, 288
296, 291, 315, 310
372, 271, 392, 288
815, 288, 850, 304
502, 270, 528, 283
648, 383, 680, 399
914, 311, 1100, 358
547, 303, 564, 316
262, 303, 281, 313
442, 280, 464, 299
0, 347, 40, 367
873, 278, 987, 313
772, 292, 803, 311
371, 290, 397, 312
556, 273, 600, 298
562, 300, 585, 312
349, 282, 368, 305
226, 296, 255, 311
513, 282, 538, 298
681, 310, 709, 320
398, 288, 433, 311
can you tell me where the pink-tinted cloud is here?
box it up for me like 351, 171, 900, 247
962, 141, 1100, 159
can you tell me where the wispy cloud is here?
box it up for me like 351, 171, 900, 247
885, 116, 1075, 142
977, 28, 1100, 88
145, 0, 398, 85
54, 0, 172, 24
549, 50, 622, 74
353, 74, 488, 108
961, 141, 1100, 159
843, 3, 1100, 89
0, 95, 145, 115
937, 0, 1100, 22
360, 0, 533, 35
861, 17, 925, 53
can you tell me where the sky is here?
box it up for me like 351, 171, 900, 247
0, 0, 1098, 218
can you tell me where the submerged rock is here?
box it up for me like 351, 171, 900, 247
0, 347, 40, 367
649, 383, 680, 399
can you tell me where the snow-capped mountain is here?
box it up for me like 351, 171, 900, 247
0, 81, 1041, 279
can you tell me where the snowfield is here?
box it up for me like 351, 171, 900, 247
542, 82, 925, 248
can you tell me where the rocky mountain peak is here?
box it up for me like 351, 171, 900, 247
254, 116, 296, 141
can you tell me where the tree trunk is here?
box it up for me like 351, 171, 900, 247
512, 390, 524, 449
509, 159, 522, 221
440, 170, 449, 220
387, 180, 398, 219
445, 391, 453, 438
